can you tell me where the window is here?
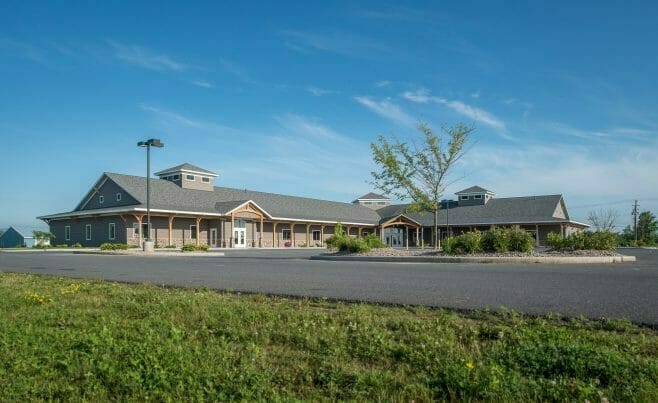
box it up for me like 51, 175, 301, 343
377, 201, 386, 205
116, 193, 122, 201
312, 230, 321, 241
133, 223, 139, 239
190, 225, 197, 239
282, 229, 291, 241
460, 195, 469, 201
201, 176, 210, 183
186, 174, 195, 181
173, 174, 180, 180
99, 195, 104, 204
108, 223, 116, 240
85, 224, 92, 241
65, 226, 71, 241
474, 194, 482, 200
362, 231, 369, 236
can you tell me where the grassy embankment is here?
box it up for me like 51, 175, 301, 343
0, 272, 656, 401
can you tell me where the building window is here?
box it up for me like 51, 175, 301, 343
282, 229, 291, 241
377, 201, 386, 205
460, 195, 469, 201
65, 226, 71, 241
190, 225, 197, 239
362, 231, 369, 236
186, 174, 195, 181
133, 223, 139, 239
99, 195, 104, 204
108, 223, 116, 240
173, 174, 180, 180
116, 193, 122, 201
474, 194, 482, 200
85, 224, 92, 241
201, 177, 210, 183
312, 230, 321, 241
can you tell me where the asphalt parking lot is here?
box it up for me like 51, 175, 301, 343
1, 248, 656, 325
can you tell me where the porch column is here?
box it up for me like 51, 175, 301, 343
230, 213, 234, 248
168, 215, 175, 247
220, 219, 224, 247
535, 224, 540, 246
195, 217, 201, 247
358, 227, 362, 238
306, 224, 311, 246
259, 216, 263, 248
320, 225, 325, 247
273, 222, 278, 248
290, 223, 295, 247
346, 226, 352, 237
416, 227, 419, 248
406, 226, 409, 249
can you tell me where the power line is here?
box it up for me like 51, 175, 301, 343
569, 197, 658, 210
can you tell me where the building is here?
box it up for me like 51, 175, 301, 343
0, 226, 50, 248
38, 163, 587, 248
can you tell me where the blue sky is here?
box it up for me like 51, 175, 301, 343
1, 1, 657, 231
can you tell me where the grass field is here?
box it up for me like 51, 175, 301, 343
0, 272, 657, 401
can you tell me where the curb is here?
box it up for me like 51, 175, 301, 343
71, 251, 225, 257
310, 254, 637, 264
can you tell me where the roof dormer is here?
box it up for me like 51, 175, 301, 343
455, 186, 495, 206
353, 192, 391, 210
154, 163, 218, 191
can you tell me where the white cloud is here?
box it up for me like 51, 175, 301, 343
375, 80, 391, 88
191, 80, 214, 88
274, 114, 344, 141
402, 89, 506, 131
108, 40, 188, 71
282, 30, 390, 58
544, 122, 653, 141
355, 96, 417, 127
305, 86, 338, 96
471, 91, 480, 99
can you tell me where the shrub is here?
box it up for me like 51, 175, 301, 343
443, 231, 482, 254
507, 226, 535, 253
165, 245, 177, 249
55, 244, 69, 248
325, 224, 373, 253
181, 244, 209, 252
100, 243, 129, 251
547, 230, 618, 251
363, 233, 387, 249
73, 243, 82, 248
480, 228, 509, 253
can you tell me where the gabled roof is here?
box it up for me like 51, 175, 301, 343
375, 195, 583, 226
354, 192, 389, 201
74, 173, 382, 225
154, 163, 218, 177
1, 225, 48, 238
455, 186, 494, 195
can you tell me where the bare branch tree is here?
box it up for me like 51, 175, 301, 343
370, 122, 474, 248
587, 208, 619, 232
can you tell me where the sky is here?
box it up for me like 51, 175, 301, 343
1, 1, 657, 232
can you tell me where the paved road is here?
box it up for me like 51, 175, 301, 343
1, 248, 657, 325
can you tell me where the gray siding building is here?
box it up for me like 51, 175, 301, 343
38, 163, 588, 248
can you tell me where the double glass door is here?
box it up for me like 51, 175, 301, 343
234, 228, 246, 248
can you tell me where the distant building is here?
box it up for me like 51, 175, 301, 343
0, 226, 50, 248
38, 162, 587, 248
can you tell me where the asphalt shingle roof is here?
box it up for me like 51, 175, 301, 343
102, 173, 382, 224
455, 185, 493, 195
376, 195, 567, 226
355, 192, 389, 200
154, 163, 218, 176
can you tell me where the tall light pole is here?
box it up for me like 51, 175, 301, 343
137, 138, 164, 251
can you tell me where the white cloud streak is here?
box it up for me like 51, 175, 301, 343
402, 89, 506, 131
354, 96, 417, 127
191, 80, 214, 88
108, 40, 188, 71
305, 86, 339, 96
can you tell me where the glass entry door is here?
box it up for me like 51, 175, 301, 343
234, 228, 246, 248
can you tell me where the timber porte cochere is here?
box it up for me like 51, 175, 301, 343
38, 163, 588, 248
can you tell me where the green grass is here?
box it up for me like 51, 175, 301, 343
0, 272, 656, 401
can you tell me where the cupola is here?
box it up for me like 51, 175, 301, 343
154, 163, 218, 191
455, 186, 495, 206
353, 192, 391, 210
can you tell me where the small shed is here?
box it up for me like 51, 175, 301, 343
0, 226, 51, 248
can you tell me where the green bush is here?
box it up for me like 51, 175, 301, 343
100, 243, 129, 251
363, 233, 387, 249
507, 226, 535, 253
480, 228, 510, 253
443, 231, 482, 254
165, 245, 177, 249
181, 244, 209, 252
547, 231, 618, 251
324, 223, 374, 253
73, 242, 82, 248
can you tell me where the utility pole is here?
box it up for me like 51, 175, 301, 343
632, 200, 639, 242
